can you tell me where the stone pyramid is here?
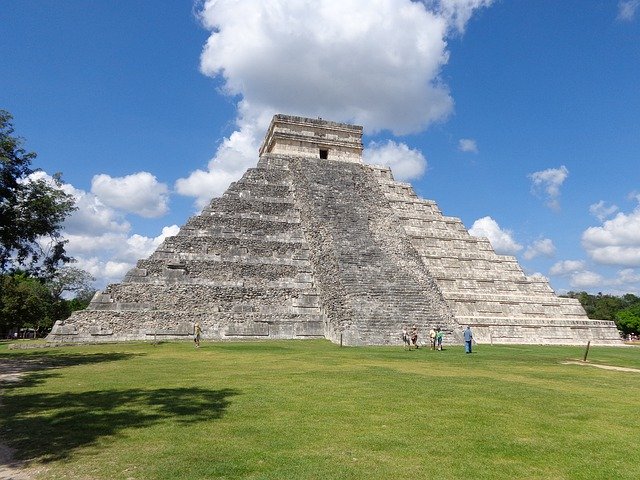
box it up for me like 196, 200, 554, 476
48, 115, 621, 345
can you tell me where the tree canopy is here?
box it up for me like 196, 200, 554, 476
0, 109, 76, 276
563, 291, 640, 336
0, 109, 92, 338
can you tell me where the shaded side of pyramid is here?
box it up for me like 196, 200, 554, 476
48, 115, 621, 345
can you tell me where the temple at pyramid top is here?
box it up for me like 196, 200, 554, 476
259, 114, 364, 162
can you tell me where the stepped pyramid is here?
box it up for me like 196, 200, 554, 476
48, 114, 621, 345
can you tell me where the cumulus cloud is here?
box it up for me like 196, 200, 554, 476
563, 267, 640, 295
438, 0, 494, 33
31, 171, 180, 288
364, 140, 427, 181
66, 225, 180, 287
589, 200, 619, 221
91, 172, 169, 218
468, 216, 523, 255
458, 138, 478, 153
582, 200, 640, 267
547, 258, 640, 293
547, 258, 602, 289
174, 119, 261, 209
523, 238, 555, 260
27, 171, 131, 236
570, 270, 604, 289
617, 0, 640, 21
198, 0, 460, 135
528, 165, 568, 211
177, 0, 493, 206
549, 260, 586, 276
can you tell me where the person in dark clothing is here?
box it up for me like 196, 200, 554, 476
463, 326, 473, 353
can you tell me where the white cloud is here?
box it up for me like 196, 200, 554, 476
550, 259, 586, 276
528, 165, 568, 211
458, 138, 478, 153
523, 238, 555, 260
91, 172, 169, 218
438, 0, 494, 34
29, 171, 180, 288
570, 270, 603, 289
468, 216, 523, 255
618, 0, 640, 21
28, 171, 131, 236
616, 268, 640, 285
198, 0, 463, 136
582, 200, 640, 267
67, 225, 180, 287
548, 259, 640, 294
364, 140, 427, 181
177, 0, 493, 206
589, 200, 618, 221
174, 120, 261, 209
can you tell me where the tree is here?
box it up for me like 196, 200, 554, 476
47, 266, 95, 300
0, 267, 95, 337
563, 291, 640, 336
616, 304, 640, 336
46, 266, 96, 323
0, 109, 76, 276
0, 272, 54, 336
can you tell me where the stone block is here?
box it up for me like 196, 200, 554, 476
226, 322, 270, 336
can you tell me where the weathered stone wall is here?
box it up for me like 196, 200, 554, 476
49, 157, 325, 343
48, 115, 621, 346
285, 155, 458, 345
369, 164, 621, 345
259, 114, 363, 163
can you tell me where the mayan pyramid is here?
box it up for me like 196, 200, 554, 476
48, 114, 621, 346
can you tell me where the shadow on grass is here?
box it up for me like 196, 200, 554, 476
1, 387, 239, 463
0, 352, 143, 388
0, 351, 240, 463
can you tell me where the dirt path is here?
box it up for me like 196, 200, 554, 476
0, 361, 47, 480
562, 360, 640, 373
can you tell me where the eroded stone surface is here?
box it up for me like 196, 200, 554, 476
47, 115, 621, 346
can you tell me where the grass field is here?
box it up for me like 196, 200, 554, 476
1, 340, 639, 479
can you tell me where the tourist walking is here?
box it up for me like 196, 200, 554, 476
411, 324, 419, 349
194, 322, 202, 348
464, 325, 473, 353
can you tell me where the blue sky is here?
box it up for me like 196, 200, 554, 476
2, 0, 639, 295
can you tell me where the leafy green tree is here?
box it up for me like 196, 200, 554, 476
67, 288, 96, 312
563, 291, 640, 336
0, 267, 95, 337
616, 304, 640, 336
0, 272, 54, 336
47, 266, 96, 323
0, 109, 76, 276
592, 294, 624, 322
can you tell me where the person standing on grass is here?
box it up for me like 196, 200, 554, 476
464, 325, 473, 354
194, 322, 202, 348
411, 324, 419, 349
436, 328, 444, 350
402, 326, 411, 349
429, 327, 436, 350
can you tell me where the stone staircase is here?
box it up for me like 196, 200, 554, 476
49, 160, 326, 342
288, 155, 457, 345
369, 164, 621, 345
48, 114, 621, 346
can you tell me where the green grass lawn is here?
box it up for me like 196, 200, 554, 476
1, 340, 639, 479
